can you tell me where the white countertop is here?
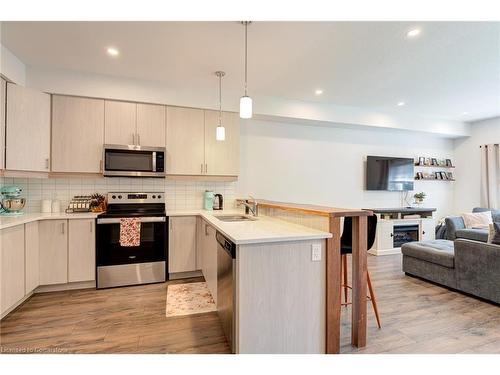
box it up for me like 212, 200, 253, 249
0, 212, 100, 230
1, 209, 331, 245
167, 209, 332, 245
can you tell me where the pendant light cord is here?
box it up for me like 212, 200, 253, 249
218, 72, 222, 125
244, 21, 248, 96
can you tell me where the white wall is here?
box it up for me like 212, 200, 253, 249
453, 117, 500, 214
237, 119, 455, 219
0, 43, 26, 85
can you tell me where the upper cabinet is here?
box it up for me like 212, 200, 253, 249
104, 100, 136, 145
166, 106, 240, 176
104, 100, 166, 148
166, 106, 205, 175
0, 78, 5, 170
204, 110, 240, 176
5, 83, 51, 172
136, 103, 166, 147
52, 95, 105, 174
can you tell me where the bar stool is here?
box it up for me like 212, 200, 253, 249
340, 215, 381, 329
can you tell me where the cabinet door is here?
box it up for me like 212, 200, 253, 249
104, 100, 137, 145
202, 220, 218, 304
420, 219, 435, 241
39, 220, 68, 285
1, 225, 25, 315
52, 95, 105, 173
0, 78, 6, 170
136, 103, 166, 148
68, 219, 96, 282
6, 83, 51, 171
204, 110, 240, 176
25, 221, 40, 294
376, 220, 394, 250
168, 216, 197, 273
166, 106, 205, 175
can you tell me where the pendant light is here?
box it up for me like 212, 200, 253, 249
215, 71, 226, 141
240, 21, 253, 119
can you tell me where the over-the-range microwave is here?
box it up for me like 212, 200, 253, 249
103, 144, 165, 177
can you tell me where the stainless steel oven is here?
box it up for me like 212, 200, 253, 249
103, 144, 165, 177
96, 192, 167, 289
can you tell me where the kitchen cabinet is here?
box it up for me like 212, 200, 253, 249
168, 216, 197, 273
201, 219, 218, 304
104, 100, 137, 145
166, 106, 205, 175
68, 219, 96, 282
5, 83, 51, 172
204, 110, 240, 176
105, 100, 166, 148
39, 220, 68, 285
136, 103, 166, 147
375, 220, 394, 251
51, 95, 105, 173
25, 221, 40, 294
0, 77, 6, 170
1, 225, 25, 316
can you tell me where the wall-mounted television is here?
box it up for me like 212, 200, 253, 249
366, 156, 414, 191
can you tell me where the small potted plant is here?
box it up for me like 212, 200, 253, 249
413, 192, 426, 206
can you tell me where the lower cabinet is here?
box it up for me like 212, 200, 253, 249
168, 216, 197, 273
201, 219, 218, 304
25, 221, 40, 294
68, 219, 96, 282
39, 220, 68, 285
420, 218, 435, 241
1, 225, 26, 316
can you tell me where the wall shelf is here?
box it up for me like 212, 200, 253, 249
415, 164, 455, 169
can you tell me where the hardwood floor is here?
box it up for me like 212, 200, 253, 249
0, 277, 230, 354
1, 254, 498, 354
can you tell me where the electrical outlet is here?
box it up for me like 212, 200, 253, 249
311, 243, 322, 261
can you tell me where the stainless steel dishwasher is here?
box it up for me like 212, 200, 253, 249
216, 231, 236, 353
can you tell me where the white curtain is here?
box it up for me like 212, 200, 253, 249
480, 144, 500, 208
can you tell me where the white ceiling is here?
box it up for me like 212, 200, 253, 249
1, 21, 499, 122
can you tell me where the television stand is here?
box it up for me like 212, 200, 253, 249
364, 207, 437, 256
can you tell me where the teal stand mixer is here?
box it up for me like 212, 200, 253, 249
0, 186, 26, 216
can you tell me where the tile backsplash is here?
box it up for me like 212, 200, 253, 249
0, 177, 236, 213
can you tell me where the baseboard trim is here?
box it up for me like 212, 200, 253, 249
35, 280, 96, 293
368, 247, 401, 256
169, 270, 203, 280
0, 292, 34, 320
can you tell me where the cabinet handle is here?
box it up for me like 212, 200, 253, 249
205, 163, 208, 173
169, 219, 173, 231
205, 223, 209, 236
422, 231, 426, 235
61, 222, 65, 235
201, 163, 204, 174
390, 233, 393, 237
137, 133, 140, 146
45, 158, 49, 170
132, 133, 136, 146
90, 222, 93, 233
99, 160, 103, 172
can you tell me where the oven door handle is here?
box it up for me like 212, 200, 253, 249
97, 217, 166, 224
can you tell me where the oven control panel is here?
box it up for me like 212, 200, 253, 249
107, 192, 164, 204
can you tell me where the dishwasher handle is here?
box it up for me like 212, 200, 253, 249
216, 231, 236, 259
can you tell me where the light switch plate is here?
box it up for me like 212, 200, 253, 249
311, 243, 322, 261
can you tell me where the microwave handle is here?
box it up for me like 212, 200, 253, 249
152, 151, 157, 172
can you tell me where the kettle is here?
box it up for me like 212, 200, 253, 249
213, 194, 223, 210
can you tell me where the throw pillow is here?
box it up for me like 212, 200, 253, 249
488, 222, 500, 245
461, 211, 493, 229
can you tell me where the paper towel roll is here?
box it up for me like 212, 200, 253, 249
41, 200, 52, 213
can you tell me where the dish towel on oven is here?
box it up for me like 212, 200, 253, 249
119, 218, 141, 247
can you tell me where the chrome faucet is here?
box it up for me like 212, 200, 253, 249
239, 195, 258, 217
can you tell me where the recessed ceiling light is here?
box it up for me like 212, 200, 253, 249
106, 47, 119, 57
461, 111, 469, 115
406, 28, 421, 38
397, 101, 406, 106
315, 89, 323, 95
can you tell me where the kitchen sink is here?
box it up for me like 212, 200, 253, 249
214, 215, 258, 222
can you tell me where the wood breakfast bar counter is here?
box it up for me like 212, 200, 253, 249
239, 199, 373, 354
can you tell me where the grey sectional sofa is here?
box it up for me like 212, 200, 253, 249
445, 207, 500, 242
402, 238, 500, 304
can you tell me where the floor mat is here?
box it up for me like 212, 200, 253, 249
166, 282, 216, 317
